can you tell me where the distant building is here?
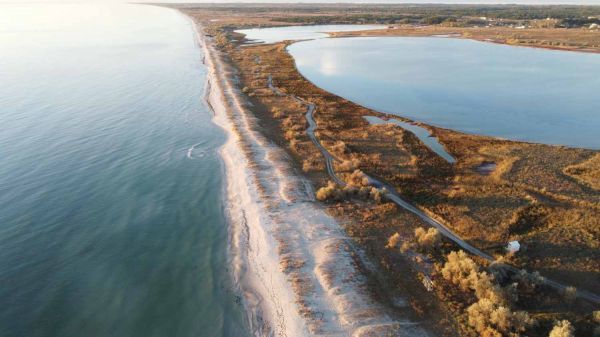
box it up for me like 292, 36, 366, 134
506, 241, 520, 253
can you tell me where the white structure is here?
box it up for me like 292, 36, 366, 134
422, 275, 435, 292
590, 23, 599, 30
506, 241, 521, 253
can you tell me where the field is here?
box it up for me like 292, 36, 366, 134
174, 4, 599, 336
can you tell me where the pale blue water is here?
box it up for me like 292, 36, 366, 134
0, 4, 247, 337
364, 116, 456, 163
235, 24, 384, 44
288, 37, 600, 149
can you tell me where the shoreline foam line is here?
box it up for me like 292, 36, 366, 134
182, 13, 431, 337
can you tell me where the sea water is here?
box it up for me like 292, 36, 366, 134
0, 4, 248, 337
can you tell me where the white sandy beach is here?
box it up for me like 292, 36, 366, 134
187, 15, 429, 337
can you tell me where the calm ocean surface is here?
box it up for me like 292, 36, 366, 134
0, 4, 247, 337
288, 37, 600, 149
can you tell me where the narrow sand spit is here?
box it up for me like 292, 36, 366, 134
188, 16, 430, 337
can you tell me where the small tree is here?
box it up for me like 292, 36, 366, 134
441, 250, 479, 291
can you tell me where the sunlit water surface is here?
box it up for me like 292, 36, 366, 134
235, 24, 384, 44
0, 4, 247, 337
288, 37, 600, 149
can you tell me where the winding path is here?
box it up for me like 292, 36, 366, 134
268, 75, 345, 186
266, 75, 600, 305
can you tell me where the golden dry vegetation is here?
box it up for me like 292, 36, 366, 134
177, 5, 599, 336
333, 25, 600, 53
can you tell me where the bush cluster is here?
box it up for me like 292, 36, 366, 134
400, 227, 442, 253
315, 181, 385, 203
415, 227, 441, 250
548, 320, 574, 337
337, 158, 360, 172
440, 251, 534, 336
347, 169, 370, 187
466, 298, 533, 337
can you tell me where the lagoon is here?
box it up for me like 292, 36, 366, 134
288, 36, 600, 149
235, 24, 384, 44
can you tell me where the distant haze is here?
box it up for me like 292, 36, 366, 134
2, 0, 600, 5
147, 0, 600, 4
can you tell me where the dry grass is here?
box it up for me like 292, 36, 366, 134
178, 7, 599, 336
333, 25, 600, 53
564, 153, 600, 190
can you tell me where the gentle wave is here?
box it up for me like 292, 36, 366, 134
186, 142, 206, 159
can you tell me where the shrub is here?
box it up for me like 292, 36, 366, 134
473, 271, 499, 300
441, 250, 480, 291
467, 298, 533, 336
593, 310, 600, 323
369, 187, 385, 203
331, 141, 347, 154
513, 269, 545, 286
282, 116, 294, 129
337, 158, 360, 172
315, 180, 384, 203
549, 320, 574, 337
347, 169, 369, 187
400, 241, 414, 253
316, 181, 339, 201
285, 130, 299, 141
302, 158, 320, 172
414, 227, 441, 250
441, 251, 508, 304
563, 286, 577, 302
271, 107, 284, 118
386, 233, 401, 249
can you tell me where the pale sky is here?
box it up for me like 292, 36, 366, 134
1, 0, 600, 5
